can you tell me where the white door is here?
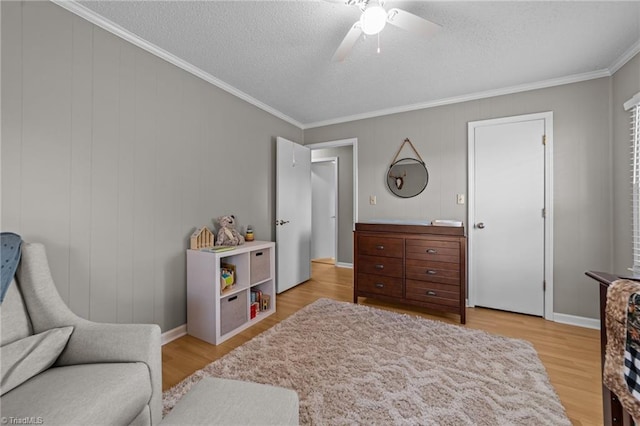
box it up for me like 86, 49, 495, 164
276, 137, 311, 293
311, 158, 338, 260
469, 115, 549, 316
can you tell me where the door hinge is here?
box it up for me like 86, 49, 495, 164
543, 280, 546, 291
542, 208, 546, 218
542, 135, 547, 145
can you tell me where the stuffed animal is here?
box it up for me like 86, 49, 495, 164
215, 215, 245, 246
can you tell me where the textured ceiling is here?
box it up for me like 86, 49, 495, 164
74, 1, 640, 127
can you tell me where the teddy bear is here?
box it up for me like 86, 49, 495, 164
215, 215, 245, 246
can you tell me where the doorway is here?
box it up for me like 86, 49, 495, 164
311, 158, 338, 265
467, 112, 554, 319
307, 138, 358, 268
275, 137, 357, 294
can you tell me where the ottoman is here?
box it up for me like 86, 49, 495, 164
161, 378, 299, 425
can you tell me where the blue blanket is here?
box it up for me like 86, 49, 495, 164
1, 232, 22, 303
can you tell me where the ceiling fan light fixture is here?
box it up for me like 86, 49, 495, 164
360, 5, 387, 35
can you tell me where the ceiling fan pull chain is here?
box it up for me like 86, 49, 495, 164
377, 33, 381, 54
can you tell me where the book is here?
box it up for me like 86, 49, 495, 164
250, 289, 262, 305
200, 246, 236, 253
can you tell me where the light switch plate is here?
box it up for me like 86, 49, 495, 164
370, 195, 377, 205
456, 194, 465, 205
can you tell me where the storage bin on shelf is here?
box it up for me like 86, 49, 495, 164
220, 291, 248, 335
250, 248, 271, 284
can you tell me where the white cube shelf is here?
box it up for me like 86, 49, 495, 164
186, 241, 276, 345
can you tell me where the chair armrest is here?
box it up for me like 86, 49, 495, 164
56, 320, 162, 425
56, 320, 160, 365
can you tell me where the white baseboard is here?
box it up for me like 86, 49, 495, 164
336, 262, 353, 268
553, 313, 600, 330
160, 313, 598, 344
161, 324, 187, 345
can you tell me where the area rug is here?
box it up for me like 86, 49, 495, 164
163, 298, 570, 425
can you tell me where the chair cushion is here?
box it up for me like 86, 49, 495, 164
0, 279, 33, 346
1, 326, 73, 395
1, 362, 152, 425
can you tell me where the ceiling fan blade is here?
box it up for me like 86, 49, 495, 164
386, 8, 441, 38
332, 22, 363, 62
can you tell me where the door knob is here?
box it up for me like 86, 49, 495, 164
275, 219, 290, 226
476, 222, 485, 229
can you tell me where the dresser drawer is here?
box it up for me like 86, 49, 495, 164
358, 235, 403, 258
406, 279, 460, 307
406, 259, 460, 285
406, 239, 459, 263
358, 255, 403, 278
357, 273, 403, 298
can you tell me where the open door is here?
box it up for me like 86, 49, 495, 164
276, 137, 311, 293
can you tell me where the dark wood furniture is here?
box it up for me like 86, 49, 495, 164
586, 270, 635, 426
354, 223, 467, 324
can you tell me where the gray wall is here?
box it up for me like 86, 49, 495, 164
305, 77, 614, 319
3, 1, 637, 325
1, 1, 302, 332
311, 146, 354, 264
612, 54, 640, 273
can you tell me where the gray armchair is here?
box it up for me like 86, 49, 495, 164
1, 243, 162, 425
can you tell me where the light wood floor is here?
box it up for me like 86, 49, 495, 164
163, 262, 602, 426
311, 257, 335, 265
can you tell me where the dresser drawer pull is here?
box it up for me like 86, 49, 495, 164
427, 290, 437, 296
375, 283, 385, 288
376, 245, 385, 250
375, 264, 384, 269
426, 249, 438, 254
426, 270, 437, 275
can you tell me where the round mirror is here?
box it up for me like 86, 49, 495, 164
387, 158, 429, 198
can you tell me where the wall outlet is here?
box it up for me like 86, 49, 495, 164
456, 194, 465, 205
369, 195, 377, 205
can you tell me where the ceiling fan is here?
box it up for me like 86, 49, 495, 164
332, 0, 441, 62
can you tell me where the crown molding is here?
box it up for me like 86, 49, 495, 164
609, 39, 640, 75
51, 0, 638, 131
51, 0, 304, 129
302, 69, 610, 129
304, 39, 639, 129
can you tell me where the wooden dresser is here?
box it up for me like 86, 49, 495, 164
354, 222, 467, 324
